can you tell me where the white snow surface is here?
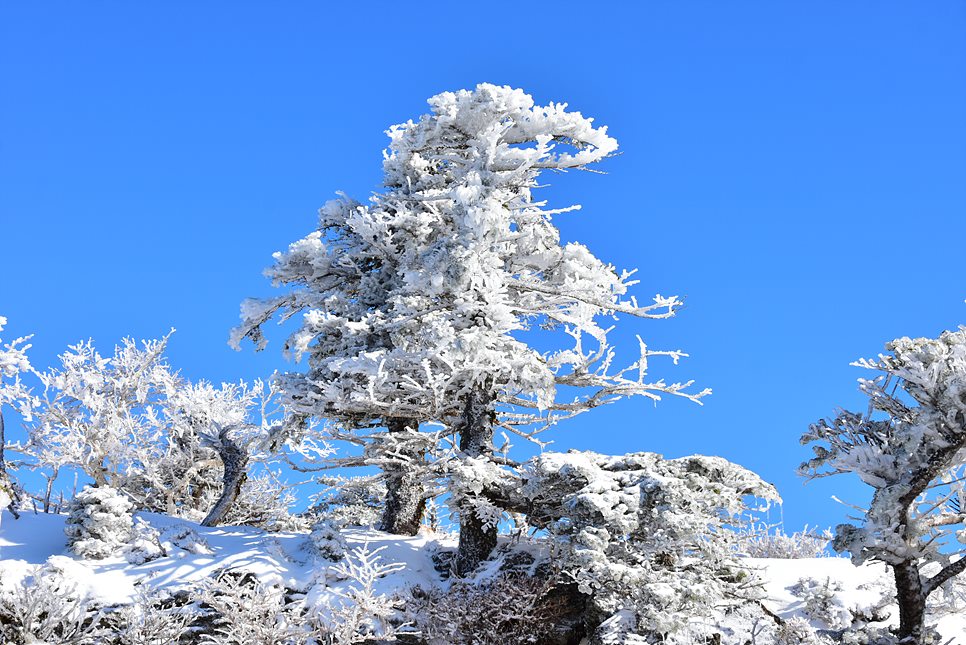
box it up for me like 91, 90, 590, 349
0, 510, 447, 608
3, 510, 966, 641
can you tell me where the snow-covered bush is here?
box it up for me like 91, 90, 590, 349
0, 315, 36, 517
738, 523, 834, 559
123, 517, 164, 564
790, 577, 850, 630
199, 572, 316, 645
0, 561, 103, 644
16, 333, 321, 528
801, 328, 966, 642
314, 543, 407, 644
773, 616, 833, 645
310, 518, 348, 561
411, 572, 577, 645
108, 587, 195, 645
307, 475, 386, 529
158, 522, 213, 555
65, 485, 134, 559
222, 468, 301, 531
502, 450, 778, 643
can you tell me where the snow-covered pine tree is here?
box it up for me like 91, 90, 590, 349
801, 328, 966, 643
64, 484, 134, 559
0, 316, 35, 517
234, 84, 708, 573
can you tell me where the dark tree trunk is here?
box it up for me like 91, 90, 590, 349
894, 561, 926, 643
202, 432, 249, 527
378, 418, 427, 536
0, 412, 17, 519
454, 389, 498, 576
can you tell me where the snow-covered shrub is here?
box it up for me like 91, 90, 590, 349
738, 523, 834, 559
65, 485, 134, 559
310, 518, 348, 561
199, 572, 316, 645
505, 450, 779, 644
159, 522, 213, 555
314, 543, 407, 644
790, 577, 849, 630
108, 587, 195, 645
16, 334, 325, 529
773, 616, 833, 645
307, 475, 386, 529
411, 572, 578, 645
223, 468, 301, 531
124, 517, 164, 564
0, 315, 36, 518
0, 562, 104, 644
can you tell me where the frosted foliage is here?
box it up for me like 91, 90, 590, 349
790, 577, 850, 629
0, 561, 104, 644
411, 573, 564, 645
801, 328, 966, 638
308, 475, 385, 528
737, 523, 833, 559
317, 544, 406, 644
802, 330, 966, 566
223, 469, 301, 530
232, 83, 707, 443
65, 485, 134, 559
311, 518, 348, 561
199, 573, 316, 645
513, 450, 778, 643
0, 316, 36, 430
17, 331, 315, 526
0, 316, 32, 379
20, 334, 178, 490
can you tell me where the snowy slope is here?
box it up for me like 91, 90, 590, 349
0, 510, 449, 608
2, 510, 966, 641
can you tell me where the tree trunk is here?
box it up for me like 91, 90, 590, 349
201, 432, 249, 527
894, 560, 926, 643
454, 388, 498, 576
0, 412, 18, 519
0, 410, 5, 472
378, 418, 427, 535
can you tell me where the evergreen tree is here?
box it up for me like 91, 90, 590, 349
234, 84, 707, 571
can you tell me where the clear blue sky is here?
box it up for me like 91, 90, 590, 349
2, 2, 965, 531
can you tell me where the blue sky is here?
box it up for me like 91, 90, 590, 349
2, 2, 965, 531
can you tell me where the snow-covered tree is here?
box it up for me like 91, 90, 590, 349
233, 84, 708, 573
18, 333, 176, 502
0, 315, 35, 517
161, 377, 313, 527
801, 328, 966, 643
17, 332, 317, 526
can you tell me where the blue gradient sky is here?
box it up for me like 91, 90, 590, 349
2, 2, 965, 530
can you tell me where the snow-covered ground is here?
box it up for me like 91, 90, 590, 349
2, 510, 966, 642
0, 510, 448, 608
